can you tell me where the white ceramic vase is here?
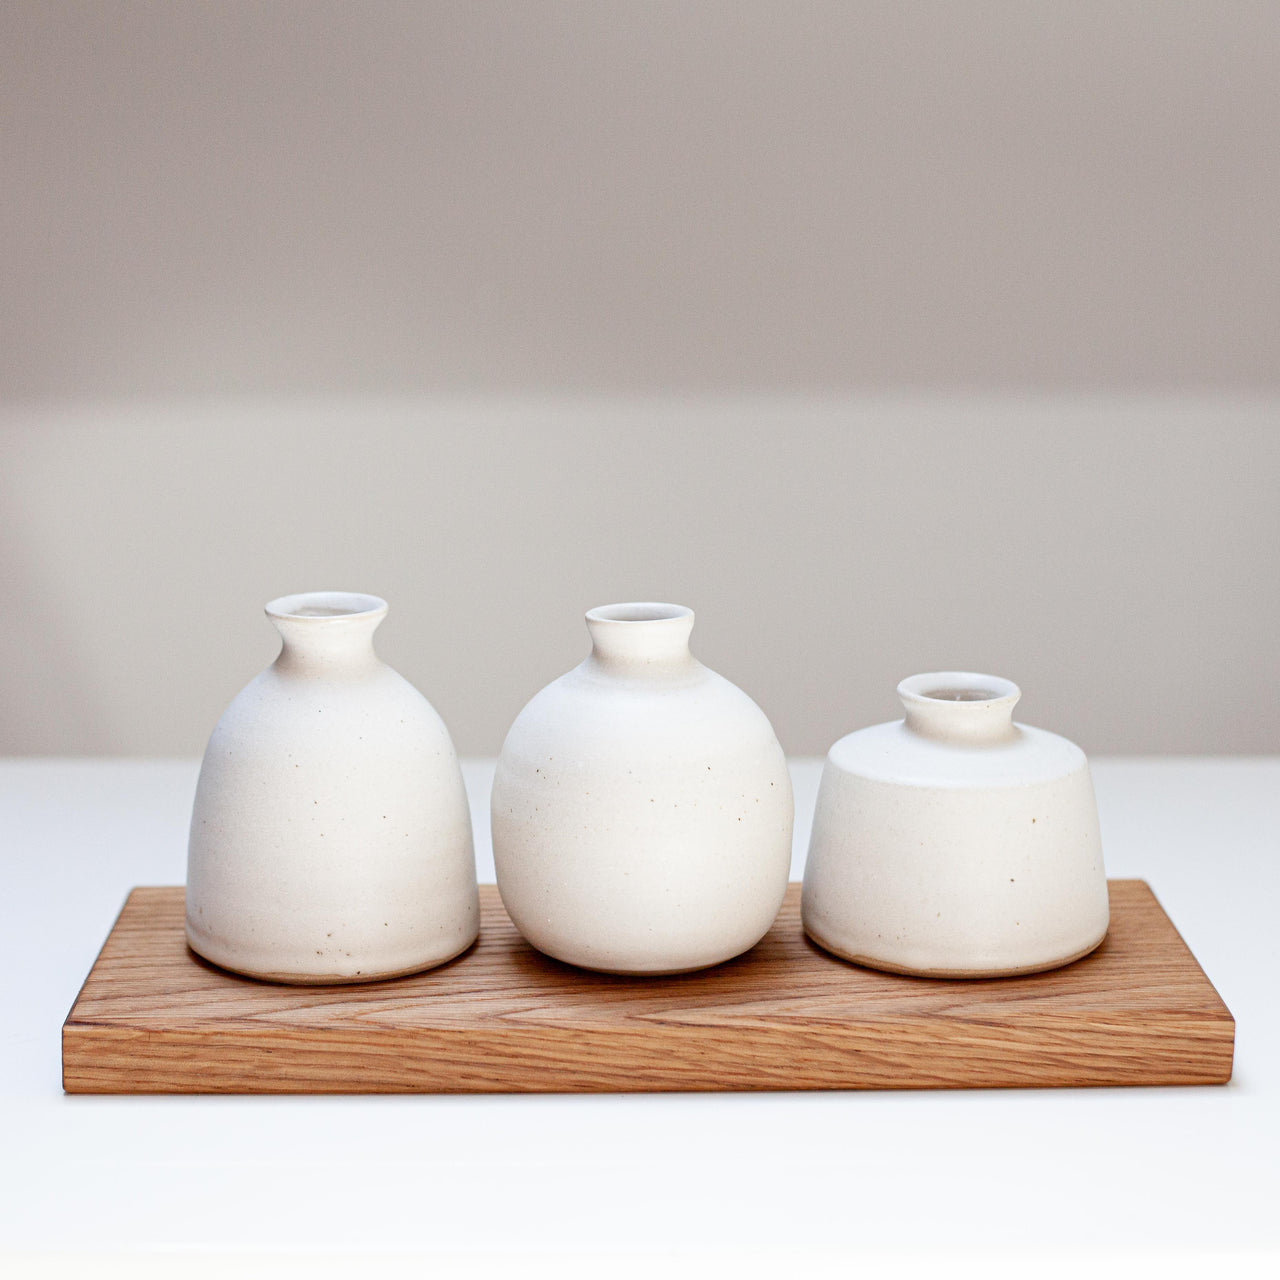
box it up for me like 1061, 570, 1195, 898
802, 672, 1109, 977
492, 603, 794, 974
186, 591, 479, 983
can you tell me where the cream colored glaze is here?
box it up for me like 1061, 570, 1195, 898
492, 603, 793, 974
802, 671, 1110, 977
186, 591, 479, 983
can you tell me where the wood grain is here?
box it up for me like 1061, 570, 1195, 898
62, 881, 1234, 1094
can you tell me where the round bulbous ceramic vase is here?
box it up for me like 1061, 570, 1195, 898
802, 672, 1109, 977
186, 591, 479, 983
492, 603, 794, 974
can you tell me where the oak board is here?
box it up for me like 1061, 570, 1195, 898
62, 881, 1234, 1093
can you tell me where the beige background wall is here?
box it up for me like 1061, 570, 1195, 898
2, 5, 1278, 755
3, 397, 1277, 757
4, 2, 1279, 397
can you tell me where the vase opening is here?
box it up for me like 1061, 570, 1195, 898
266, 591, 387, 621
585, 602, 695, 669
921, 686, 1005, 703
586, 603, 692, 624
897, 672, 1021, 743
265, 592, 389, 669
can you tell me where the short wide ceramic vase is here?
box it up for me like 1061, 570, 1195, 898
186, 591, 479, 983
802, 672, 1109, 977
492, 603, 794, 974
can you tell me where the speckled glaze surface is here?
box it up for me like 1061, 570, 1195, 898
492, 603, 794, 974
186, 591, 478, 983
802, 672, 1109, 977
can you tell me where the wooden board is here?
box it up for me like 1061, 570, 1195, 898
62, 880, 1234, 1094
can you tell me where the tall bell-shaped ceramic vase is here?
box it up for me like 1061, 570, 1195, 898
492, 603, 794, 974
186, 591, 479, 983
802, 671, 1109, 977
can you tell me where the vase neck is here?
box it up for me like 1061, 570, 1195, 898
585, 602, 696, 675
266, 591, 387, 675
898, 671, 1020, 745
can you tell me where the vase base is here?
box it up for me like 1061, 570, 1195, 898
536, 951, 750, 977
186, 931, 479, 986
802, 926, 1108, 979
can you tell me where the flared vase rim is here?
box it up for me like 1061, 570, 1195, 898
585, 602, 694, 626
897, 671, 1021, 710
265, 591, 388, 622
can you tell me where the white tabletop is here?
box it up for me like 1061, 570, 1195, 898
2, 757, 1277, 1273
